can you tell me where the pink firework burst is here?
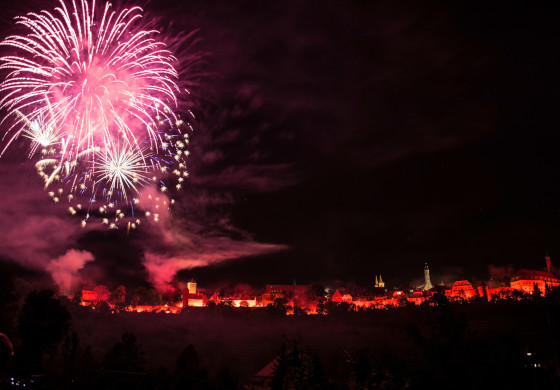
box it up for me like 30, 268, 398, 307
0, 0, 179, 155
0, 0, 193, 229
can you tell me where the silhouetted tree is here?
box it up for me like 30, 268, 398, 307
0, 333, 13, 379
215, 366, 238, 390
272, 341, 325, 390
267, 297, 289, 316
71, 289, 83, 305
533, 283, 542, 299
103, 332, 145, 372
429, 291, 450, 306
44, 330, 87, 382
93, 285, 110, 302
130, 286, 148, 306
146, 288, 164, 306
339, 349, 398, 390
398, 294, 412, 308
219, 298, 234, 307
174, 344, 210, 389
325, 301, 354, 316
95, 301, 111, 314
293, 306, 307, 316
0, 273, 18, 335
61, 331, 81, 373
271, 346, 287, 390
111, 285, 126, 306
17, 289, 71, 374
307, 283, 326, 301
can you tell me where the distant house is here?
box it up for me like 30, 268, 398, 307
247, 357, 278, 390
209, 292, 221, 305
330, 289, 354, 303
331, 290, 343, 303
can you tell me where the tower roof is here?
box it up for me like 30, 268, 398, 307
511, 269, 559, 282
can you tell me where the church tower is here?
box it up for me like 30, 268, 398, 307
422, 263, 433, 291
378, 275, 385, 288
187, 279, 197, 294
375, 275, 379, 288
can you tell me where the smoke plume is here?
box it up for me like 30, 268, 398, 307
46, 249, 95, 295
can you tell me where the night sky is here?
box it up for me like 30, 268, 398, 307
1, 0, 560, 291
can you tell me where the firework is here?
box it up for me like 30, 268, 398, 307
0, 0, 193, 228
95, 144, 152, 197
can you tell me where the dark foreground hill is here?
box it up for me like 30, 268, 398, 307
59, 297, 560, 389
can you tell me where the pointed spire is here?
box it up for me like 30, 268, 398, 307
423, 262, 433, 291
375, 275, 379, 287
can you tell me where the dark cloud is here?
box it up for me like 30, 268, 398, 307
193, 164, 300, 193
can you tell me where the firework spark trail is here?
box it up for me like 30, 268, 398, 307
0, 0, 193, 228
95, 144, 151, 197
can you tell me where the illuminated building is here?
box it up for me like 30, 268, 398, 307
422, 263, 434, 291
510, 270, 560, 295
262, 284, 309, 306
510, 255, 560, 295
81, 290, 98, 304
209, 292, 221, 305
182, 279, 208, 307
81, 288, 111, 305
330, 289, 354, 304
374, 275, 385, 288
232, 295, 258, 307
447, 280, 477, 299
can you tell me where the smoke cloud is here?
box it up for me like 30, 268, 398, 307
0, 163, 83, 269
46, 249, 95, 294
487, 264, 516, 287
144, 240, 284, 292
